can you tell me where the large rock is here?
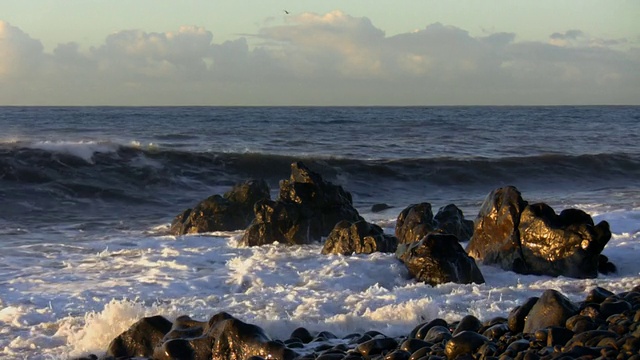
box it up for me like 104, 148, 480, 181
395, 203, 473, 244
321, 220, 398, 255
241, 162, 362, 246
396, 233, 485, 286
522, 289, 579, 333
107, 312, 296, 360
466, 186, 612, 278
106, 315, 173, 358
170, 179, 270, 235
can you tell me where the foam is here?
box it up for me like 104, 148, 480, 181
29, 140, 121, 163
1, 209, 640, 359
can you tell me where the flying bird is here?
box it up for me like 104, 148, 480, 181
283, 9, 289, 14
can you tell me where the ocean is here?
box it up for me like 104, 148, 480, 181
1, 106, 639, 359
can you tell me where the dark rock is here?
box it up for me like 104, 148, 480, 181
372, 203, 393, 212
546, 326, 574, 347
467, 186, 612, 278
241, 162, 362, 246
384, 349, 412, 360
563, 329, 618, 349
453, 315, 483, 336
523, 290, 578, 334
600, 300, 632, 319
565, 315, 597, 333
170, 179, 270, 235
290, 327, 315, 343
356, 337, 398, 356
424, 326, 452, 344
598, 254, 618, 274
433, 204, 474, 242
395, 203, 474, 244
585, 286, 615, 304
396, 233, 485, 286
400, 338, 432, 353
482, 323, 510, 341
321, 220, 398, 255
106, 315, 172, 358
444, 331, 490, 359
410, 318, 448, 340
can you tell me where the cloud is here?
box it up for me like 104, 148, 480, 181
0, 14, 638, 105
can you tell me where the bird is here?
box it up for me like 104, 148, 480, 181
283, 9, 289, 14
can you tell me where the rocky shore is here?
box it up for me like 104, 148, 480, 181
74, 285, 640, 360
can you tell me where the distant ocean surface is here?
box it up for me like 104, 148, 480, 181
1, 106, 639, 359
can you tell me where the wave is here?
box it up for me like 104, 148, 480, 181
2, 141, 639, 190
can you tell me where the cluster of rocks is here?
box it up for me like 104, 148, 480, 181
78, 285, 640, 360
169, 161, 614, 284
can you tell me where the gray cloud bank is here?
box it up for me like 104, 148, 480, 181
1, 12, 638, 105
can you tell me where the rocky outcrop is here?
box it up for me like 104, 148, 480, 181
396, 233, 485, 286
241, 162, 362, 246
170, 180, 270, 235
321, 220, 398, 255
466, 186, 613, 278
395, 203, 474, 244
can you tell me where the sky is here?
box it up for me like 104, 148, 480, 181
0, 0, 639, 106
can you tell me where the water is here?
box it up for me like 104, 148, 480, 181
1, 106, 639, 359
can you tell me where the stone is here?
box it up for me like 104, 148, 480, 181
321, 220, 398, 255
396, 233, 485, 286
466, 186, 612, 278
508, 297, 539, 333
395, 203, 474, 244
106, 315, 173, 358
444, 331, 490, 360
170, 179, 270, 235
523, 290, 578, 334
241, 162, 362, 246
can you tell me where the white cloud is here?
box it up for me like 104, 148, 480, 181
0, 14, 638, 105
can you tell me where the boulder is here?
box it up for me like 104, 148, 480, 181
106, 315, 173, 358
108, 312, 296, 360
170, 179, 270, 235
241, 162, 362, 246
396, 233, 485, 286
321, 220, 398, 255
395, 203, 473, 244
466, 186, 613, 278
523, 289, 579, 333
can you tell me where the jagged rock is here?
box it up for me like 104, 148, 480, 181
106, 315, 173, 358
395, 203, 473, 244
241, 162, 362, 246
396, 233, 485, 286
170, 179, 270, 235
321, 220, 398, 255
466, 186, 613, 278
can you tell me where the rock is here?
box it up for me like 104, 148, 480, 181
395, 203, 474, 244
241, 162, 362, 246
444, 331, 490, 359
170, 179, 270, 235
396, 233, 485, 286
395, 203, 437, 244
371, 203, 393, 212
321, 220, 398, 255
507, 297, 539, 333
410, 318, 448, 339
453, 315, 483, 336
106, 315, 173, 358
466, 186, 612, 278
424, 326, 453, 343
433, 204, 474, 242
523, 289, 578, 333
356, 337, 398, 356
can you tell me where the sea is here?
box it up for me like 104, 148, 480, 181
1, 106, 639, 359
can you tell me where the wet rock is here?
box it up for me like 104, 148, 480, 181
444, 331, 490, 359
410, 318, 448, 340
523, 290, 578, 334
453, 315, 483, 336
290, 327, 315, 343
170, 179, 270, 235
424, 326, 453, 344
395, 203, 474, 244
467, 186, 612, 278
396, 233, 485, 286
585, 286, 615, 304
321, 220, 398, 255
106, 315, 172, 358
356, 337, 398, 357
241, 162, 362, 246
372, 203, 393, 212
